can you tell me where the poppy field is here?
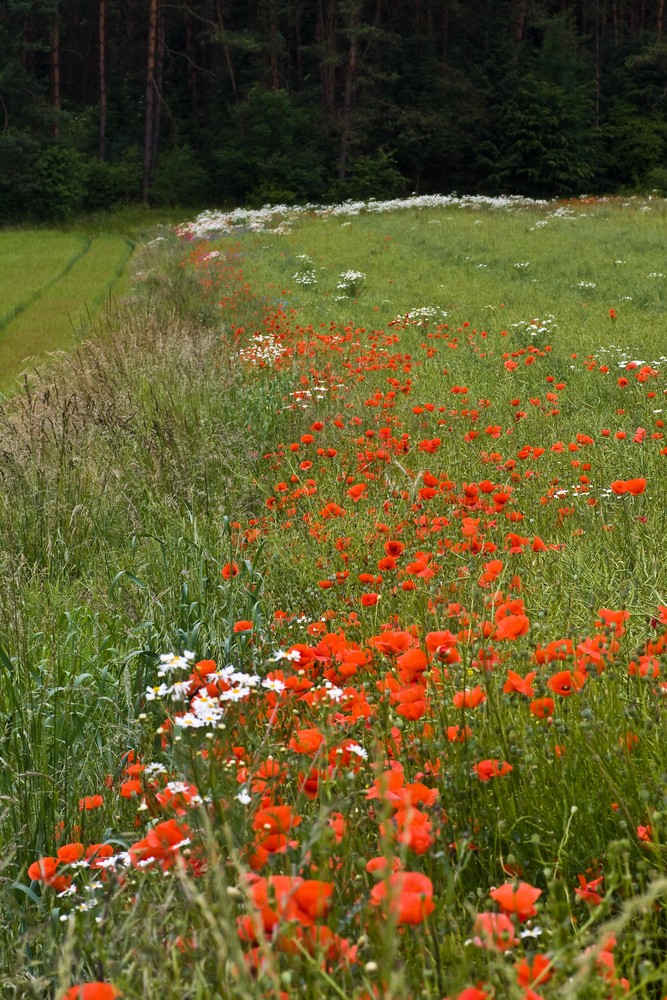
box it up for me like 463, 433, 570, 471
2, 194, 667, 999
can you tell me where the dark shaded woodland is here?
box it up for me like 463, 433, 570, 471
1, 0, 667, 219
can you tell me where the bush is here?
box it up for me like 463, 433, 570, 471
28, 145, 86, 221
0, 132, 41, 222
83, 150, 142, 211
213, 88, 327, 205
149, 145, 210, 207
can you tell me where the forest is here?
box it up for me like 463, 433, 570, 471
1, 0, 667, 220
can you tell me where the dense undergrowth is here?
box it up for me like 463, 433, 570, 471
1, 195, 666, 999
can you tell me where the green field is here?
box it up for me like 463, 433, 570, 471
2, 196, 667, 999
0, 230, 133, 388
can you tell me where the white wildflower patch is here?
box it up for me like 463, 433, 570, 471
292, 254, 317, 287
335, 270, 366, 300
393, 306, 448, 326
176, 193, 549, 240
157, 652, 195, 678
510, 315, 557, 337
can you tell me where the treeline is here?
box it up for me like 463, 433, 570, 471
1, 0, 667, 220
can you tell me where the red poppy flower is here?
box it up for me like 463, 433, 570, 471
395, 685, 428, 720
369, 871, 435, 924
610, 478, 646, 496
233, 620, 254, 633
473, 759, 513, 782
490, 881, 541, 920
452, 685, 486, 709
515, 953, 552, 987
495, 614, 530, 640
530, 697, 555, 719
575, 873, 604, 906
396, 648, 428, 674
57, 843, 85, 864
241, 875, 333, 937
503, 670, 536, 698
28, 857, 59, 883
129, 819, 191, 871
79, 794, 104, 811
471, 911, 518, 950
253, 805, 301, 836
368, 631, 415, 655
447, 989, 490, 1000
288, 728, 324, 754
61, 985, 121, 1000
547, 669, 586, 697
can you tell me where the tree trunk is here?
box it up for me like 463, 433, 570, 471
151, 5, 165, 176
214, 0, 237, 97
338, 4, 360, 181
51, 7, 61, 139
99, 0, 107, 160
514, 0, 527, 43
185, 12, 199, 121
316, 0, 336, 117
268, 0, 280, 90
658, 0, 665, 34
142, 0, 158, 203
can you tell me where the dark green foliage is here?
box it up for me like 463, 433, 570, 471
486, 75, 598, 195
150, 146, 210, 207
2, 0, 667, 214
82, 151, 143, 212
28, 146, 87, 221
212, 89, 327, 205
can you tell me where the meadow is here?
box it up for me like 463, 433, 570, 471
1, 194, 666, 999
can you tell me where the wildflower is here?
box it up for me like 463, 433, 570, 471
530, 697, 555, 719
28, 857, 59, 883
446, 989, 490, 1000
547, 669, 586, 697
471, 911, 519, 950
575, 873, 604, 906
368, 631, 415, 655
129, 819, 192, 872
610, 478, 646, 495
79, 794, 104, 811
495, 614, 530, 640
473, 759, 513, 782
57, 843, 85, 864
453, 685, 486, 709
503, 670, 536, 698
369, 871, 435, 925
233, 620, 253, 633
515, 953, 552, 987
61, 986, 121, 1000
240, 875, 333, 938
490, 881, 541, 920
253, 805, 301, 836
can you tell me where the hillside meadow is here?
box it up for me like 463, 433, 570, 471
1, 194, 666, 999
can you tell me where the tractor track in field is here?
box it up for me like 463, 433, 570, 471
0, 234, 135, 388
0, 236, 91, 334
